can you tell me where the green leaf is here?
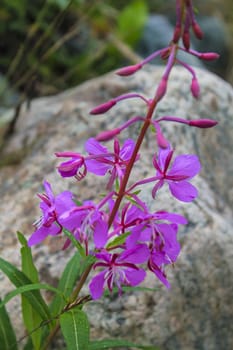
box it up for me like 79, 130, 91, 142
49, 251, 83, 316
60, 309, 90, 350
117, 0, 148, 46
106, 231, 131, 249
63, 228, 86, 257
88, 339, 158, 349
0, 257, 52, 322
0, 299, 18, 350
18, 232, 42, 349
0, 283, 65, 310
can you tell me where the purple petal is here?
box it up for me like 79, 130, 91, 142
28, 224, 60, 246
85, 138, 108, 155
126, 225, 143, 249
89, 271, 106, 299
169, 180, 198, 202
93, 220, 108, 249
119, 139, 135, 160
152, 179, 164, 198
55, 191, 75, 215
168, 154, 201, 179
85, 159, 111, 176
158, 146, 172, 170
153, 211, 188, 224
57, 159, 82, 177
124, 268, 146, 286
151, 265, 170, 288
43, 181, 54, 203
119, 244, 149, 264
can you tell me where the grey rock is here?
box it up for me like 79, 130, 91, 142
0, 66, 232, 349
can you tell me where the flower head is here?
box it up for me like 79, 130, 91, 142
55, 152, 86, 180
152, 146, 201, 202
85, 138, 138, 189
28, 181, 76, 246
89, 245, 149, 299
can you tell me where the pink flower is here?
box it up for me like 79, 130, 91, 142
55, 152, 86, 180
89, 245, 149, 299
85, 138, 138, 189
152, 146, 201, 202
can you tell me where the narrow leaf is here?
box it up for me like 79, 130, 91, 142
0, 257, 51, 321
63, 228, 85, 257
49, 252, 83, 316
60, 309, 90, 350
106, 231, 131, 249
0, 283, 65, 310
0, 299, 18, 350
18, 231, 42, 350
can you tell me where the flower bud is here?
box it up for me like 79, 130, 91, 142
116, 63, 142, 76
182, 31, 190, 50
191, 77, 200, 98
199, 52, 220, 61
95, 128, 120, 141
173, 25, 181, 43
155, 78, 167, 102
188, 119, 218, 128
192, 22, 203, 40
90, 100, 116, 115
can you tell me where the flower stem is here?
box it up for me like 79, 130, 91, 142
108, 97, 158, 227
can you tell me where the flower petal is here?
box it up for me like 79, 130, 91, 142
120, 139, 135, 160
168, 154, 201, 179
153, 211, 188, 224
93, 219, 108, 249
85, 138, 108, 155
119, 244, 149, 264
28, 224, 60, 246
85, 159, 110, 176
169, 180, 198, 202
89, 271, 106, 300
124, 268, 146, 286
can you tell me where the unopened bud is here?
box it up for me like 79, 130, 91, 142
156, 78, 167, 102
90, 100, 116, 115
192, 22, 203, 40
199, 52, 220, 61
188, 119, 218, 128
191, 78, 200, 98
173, 25, 181, 43
116, 63, 142, 76
95, 128, 120, 141
182, 31, 190, 50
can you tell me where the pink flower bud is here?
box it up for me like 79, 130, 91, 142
182, 31, 190, 50
95, 128, 120, 141
188, 119, 218, 128
116, 63, 142, 76
90, 100, 116, 115
156, 129, 169, 149
156, 78, 167, 102
192, 22, 203, 40
199, 52, 220, 61
173, 25, 181, 43
191, 78, 200, 98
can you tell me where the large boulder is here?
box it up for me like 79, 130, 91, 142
0, 66, 232, 349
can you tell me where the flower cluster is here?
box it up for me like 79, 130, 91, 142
28, 0, 218, 300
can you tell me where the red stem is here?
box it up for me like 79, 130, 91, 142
108, 97, 158, 227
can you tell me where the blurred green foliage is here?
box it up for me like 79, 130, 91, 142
0, 0, 148, 105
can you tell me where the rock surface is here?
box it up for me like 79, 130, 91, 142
0, 66, 232, 349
